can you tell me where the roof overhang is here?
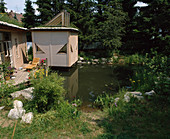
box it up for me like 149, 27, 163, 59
0, 21, 27, 31
30, 27, 79, 32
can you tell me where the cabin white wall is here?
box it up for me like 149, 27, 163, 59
32, 31, 69, 67
11, 32, 27, 69
68, 32, 78, 67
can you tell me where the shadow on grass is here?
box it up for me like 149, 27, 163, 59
95, 97, 170, 139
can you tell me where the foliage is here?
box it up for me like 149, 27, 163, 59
94, 93, 115, 109
0, 13, 23, 27
51, 0, 65, 15
0, 0, 6, 13
124, 53, 144, 65
26, 72, 65, 113
130, 51, 169, 95
35, 0, 53, 25
0, 78, 15, 100
0, 62, 15, 78
134, 0, 169, 54
96, 1, 127, 50
22, 0, 37, 28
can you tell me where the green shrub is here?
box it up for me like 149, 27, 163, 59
130, 51, 169, 94
26, 72, 65, 113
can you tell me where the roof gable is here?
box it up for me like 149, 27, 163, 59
45, 11, 70, 27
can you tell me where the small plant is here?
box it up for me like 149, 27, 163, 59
94, 93, 115, 109
26, 72, 65, 113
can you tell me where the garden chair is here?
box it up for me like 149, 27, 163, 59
24, 58, 40, 70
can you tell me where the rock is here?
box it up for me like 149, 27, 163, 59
87, 61, 91, 64
8, 108, 25, 119
124, 91, 143, 102
114, 97, 120, 103
89, 91, 95, 97
77, 61, 82, 64
13, 100, 23, 109
79, 57, 84, 61
21, 112, 33, 124
8, 100, 26, 119
127, 91, 142, 96
92, 62, 97, 65
113, 56, 118, 59
145, 90, 156, 96
124, 94, 130, 102
0, 106, 5, 111
93, 59, 99, 63
101, 58, 107, 62
134, 96, 144, 100
11, 87, 34, 100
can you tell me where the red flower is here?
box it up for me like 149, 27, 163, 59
29, 77, 31, 79
28, 70, 30, 73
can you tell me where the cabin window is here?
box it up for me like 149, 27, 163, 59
4, 33, 11, 41
57, 43, 67, 54
35, 43, 44, 53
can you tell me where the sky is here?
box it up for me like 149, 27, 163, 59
5, 0, 37, 14
4, 0, 148, 14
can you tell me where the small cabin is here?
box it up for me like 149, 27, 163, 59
0, 21, 28, 69
31, 11, 78, 67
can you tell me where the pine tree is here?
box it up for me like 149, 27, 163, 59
0, 0, 7, 13
35, 0, 53, 25
65, 0, 95, 50
51, 0, 65, 15
96, 1, 127, 50
137, 0, 170, 54
22, 0, 37, 28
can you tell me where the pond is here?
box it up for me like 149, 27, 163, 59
53, 64, 132, 109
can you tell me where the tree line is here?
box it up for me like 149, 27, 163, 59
0, 0, 169, 55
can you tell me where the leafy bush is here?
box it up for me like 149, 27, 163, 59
124, 54, 144, 65
26, 72, 65, 113
130, 51, 169, 95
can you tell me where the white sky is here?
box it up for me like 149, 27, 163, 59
5, 0, 37, 14
4, 0, 148, 14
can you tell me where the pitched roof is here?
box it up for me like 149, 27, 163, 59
45, 11, 70, 27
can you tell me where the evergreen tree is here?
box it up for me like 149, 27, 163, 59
137, 0, 170, 54
96, 1, 126, 50
65, 0, 95, 50
35, 0, 53, 25
51, 0, 65, 15
0, 0, 7, 13
120, 0, 139, 54
22, 0, 37, 28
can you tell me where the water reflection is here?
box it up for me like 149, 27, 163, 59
58, 65, 118, 105
64, 68, 78, 101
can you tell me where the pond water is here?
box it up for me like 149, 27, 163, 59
53, 64, 132, 108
